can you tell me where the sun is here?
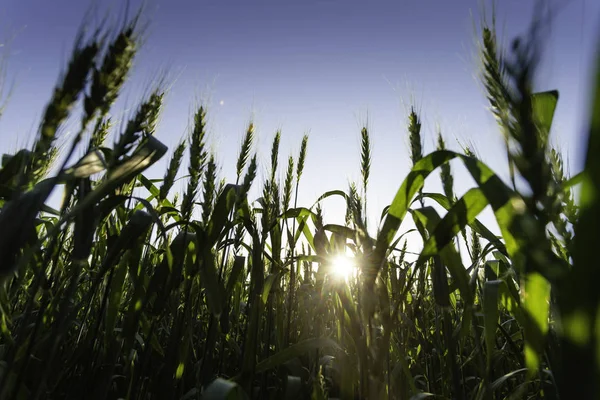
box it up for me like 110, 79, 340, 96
331, 255, 357, 280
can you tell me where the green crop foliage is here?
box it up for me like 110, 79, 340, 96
0, 3, 597, 400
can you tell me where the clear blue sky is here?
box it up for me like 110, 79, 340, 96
0, 0, 598, 236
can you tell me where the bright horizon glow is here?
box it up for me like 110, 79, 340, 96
331, 254, 357, 281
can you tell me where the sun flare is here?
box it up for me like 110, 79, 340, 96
331, 255, 357, 280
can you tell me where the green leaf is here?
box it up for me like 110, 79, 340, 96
262, 270, 287, 304
61, 149, 107, 180
0, 178, 55, 275
105, 254, 128, 345
104, 210, 153, 267
138, 173, 161, 199
491, 368, 528, 391
312, 189, 348, 206
522, 272, 550, 376
458, 155, 520, 259
411, 207, 473, 305
556, 33, 600, 400
192, 226, 225, 317
0, 149, 31, 189
483, 280, 501, 372
68, 135, 167, 217
283, 375, 302, 400
420, 192, 508, 257
531, 90, 559, 144
324, 224, 373, 247
409, 393, 436, 400
202, 378, 248, 400
562, 171, 583, 189
372, 150, 458, 287
419, 187, 490, 259
72, 178, 95, 262
208, 184, 238, 244
226, 256, 246, 294
254, 338, 342, 374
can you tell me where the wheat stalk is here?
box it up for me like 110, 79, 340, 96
159, 139, 186, 203
181, 106, 208, 220
236, 122, 254, 182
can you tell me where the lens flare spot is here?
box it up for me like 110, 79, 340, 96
331, 255, 356, 280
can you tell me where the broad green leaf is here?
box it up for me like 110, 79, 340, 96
281, 207, 316, 221
262, 271, 287, 304
483, 280, 501, 372
65, 135, 167, 220
324, 223, 375, 248
0, 179, 56, 275
419, 188, 490, 259
61, 149, 107, 180
411, 207, 473, 305
208, 184, 239, 244
226, 256, 246, 294
491, 368, 528, 391
562, 171, 583, 189
409, 393, 436, 400
555, 34, 600, 400
0, 149, 31, 187
283, 375, 302, 400
313, 189, 348, 206
145, 231, 194, 314
192, 226, 225, 317
138, 173, 161, 199
458, 155, 520, 258
72, 178, 95, 262
522, 271, 550, 376
295, 215, 315, 251
103, 210, 153, 267
105, 254, 128, 345
78, 210, 153, 324
202, 378, 248, 400
323, 224, 358, 242
420, 192, 508, 257
254, 338, 342, 374
372, 150, 459, 287
531, 90, 559, 144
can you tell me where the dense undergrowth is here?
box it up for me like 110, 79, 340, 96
0, 4, 599, 400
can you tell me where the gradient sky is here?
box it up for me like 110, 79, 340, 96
0, 0, 598, 239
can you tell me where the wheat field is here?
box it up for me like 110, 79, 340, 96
0, 4, 598, 400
